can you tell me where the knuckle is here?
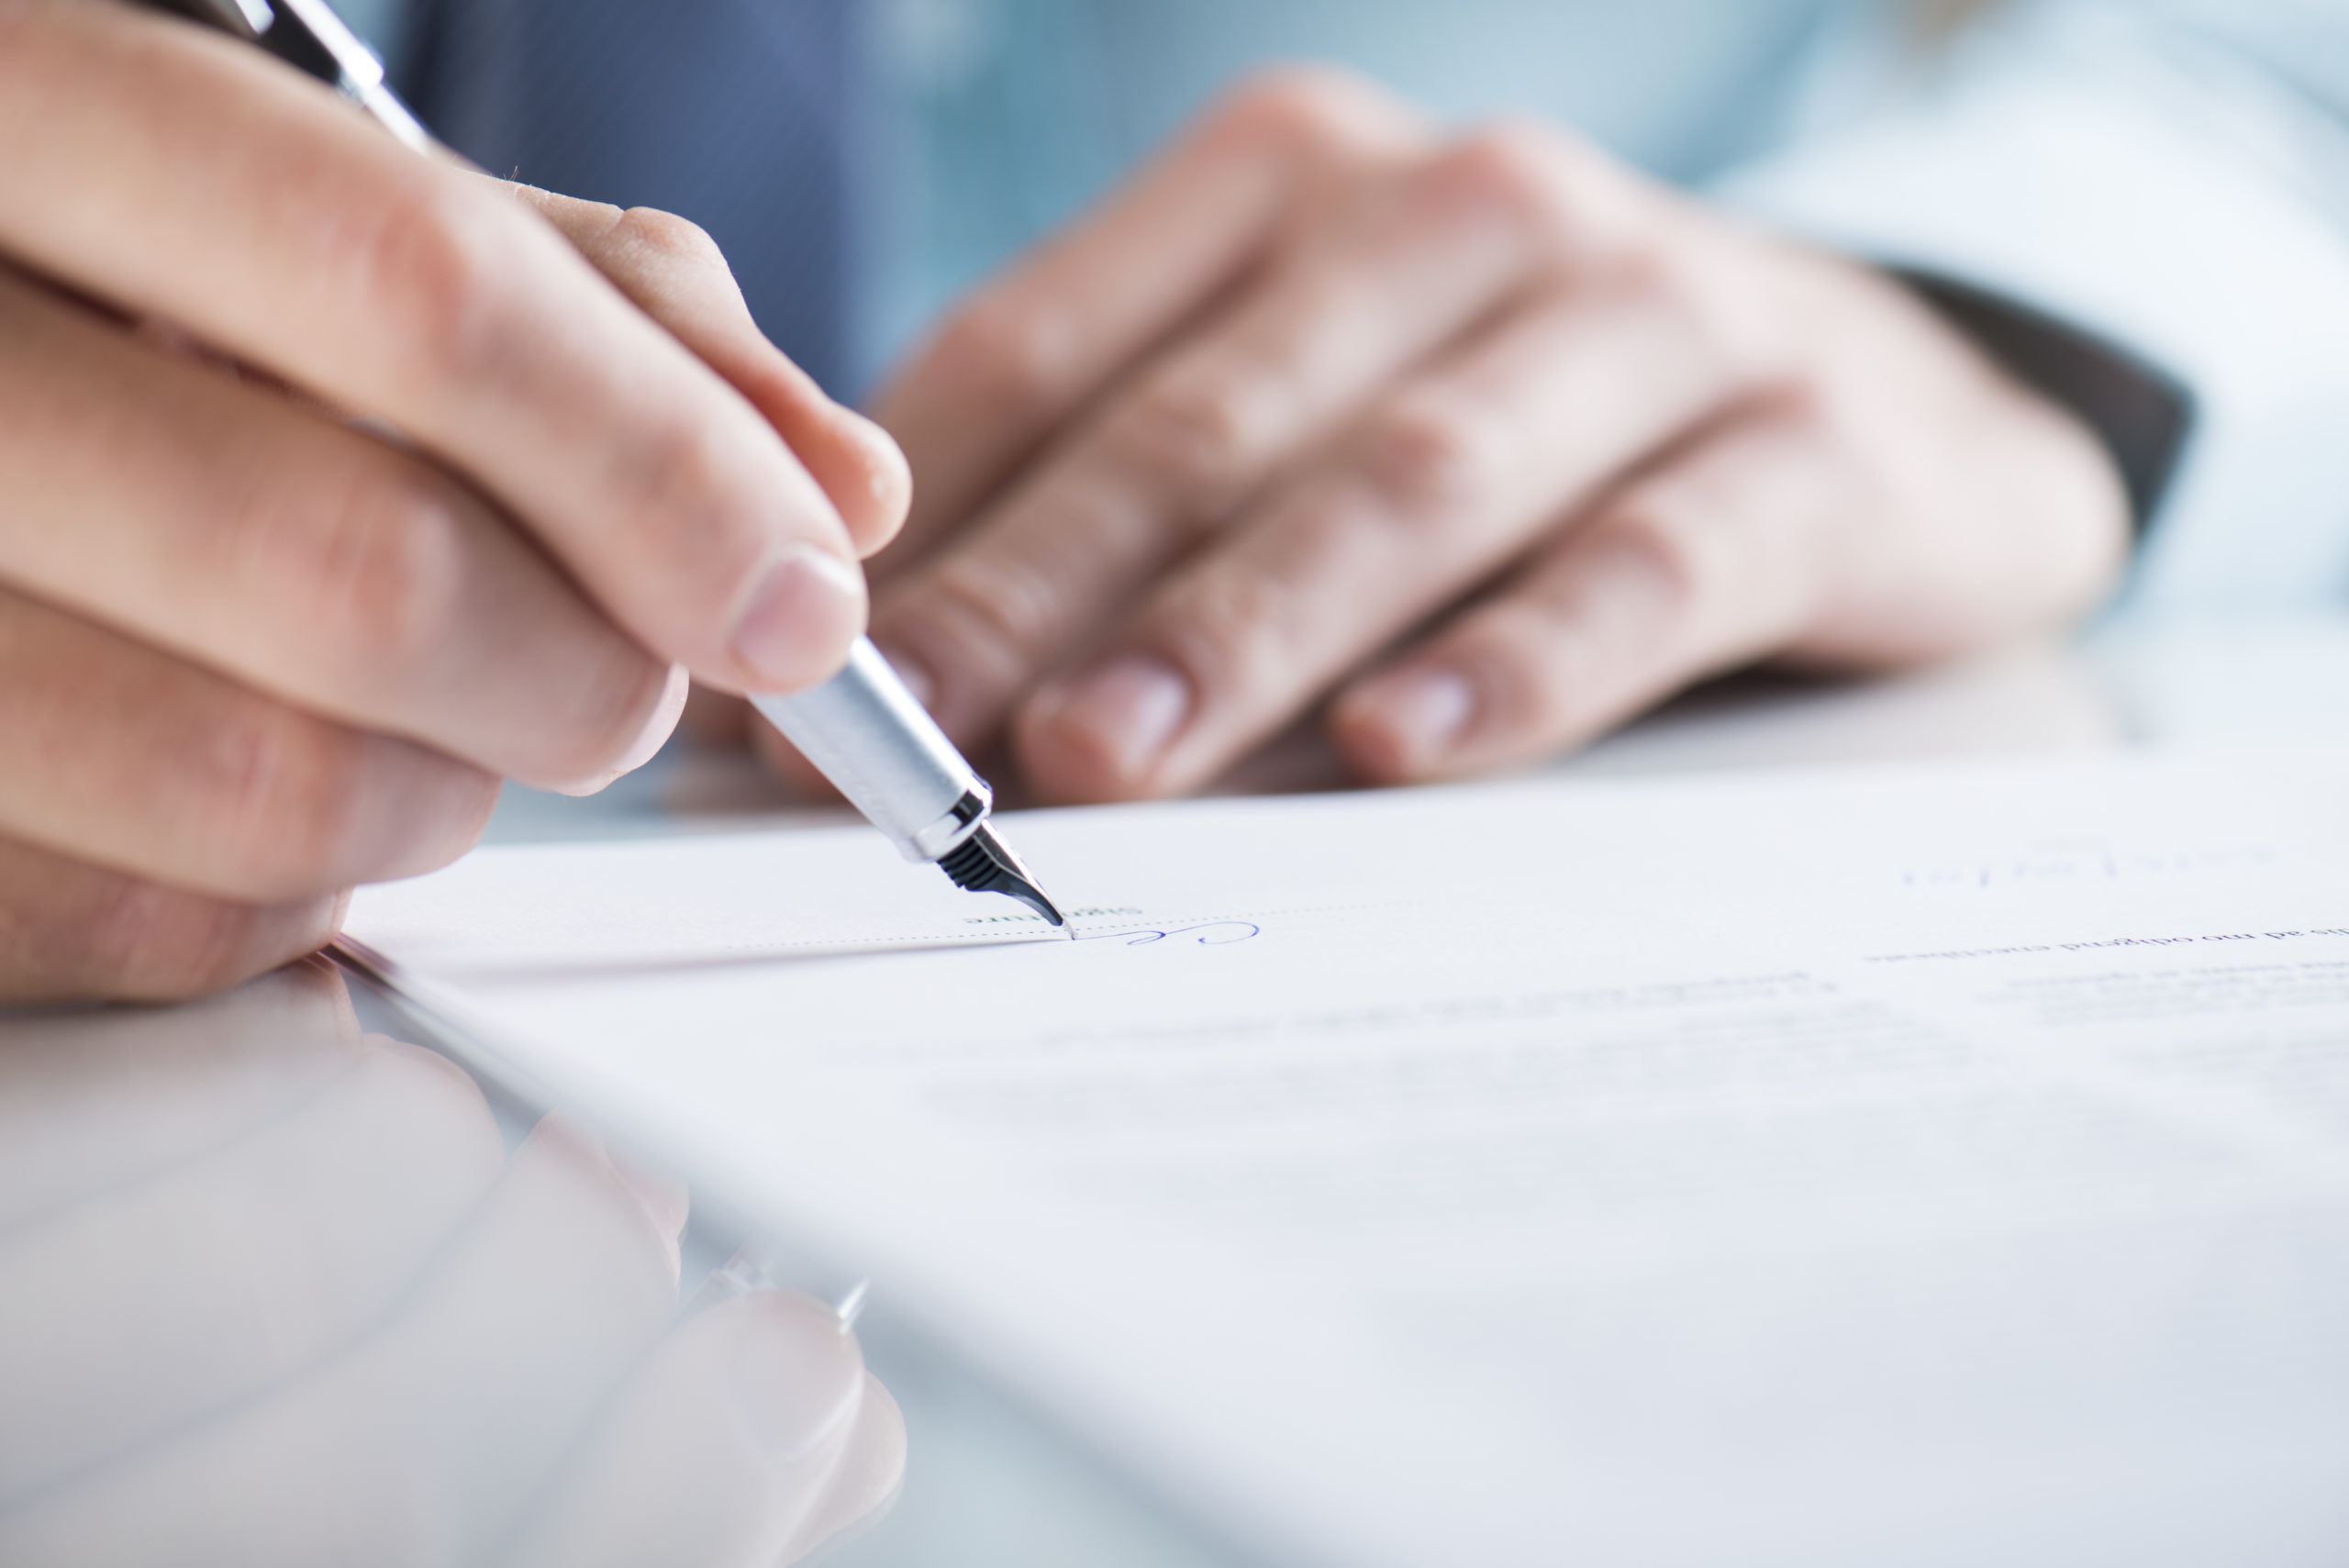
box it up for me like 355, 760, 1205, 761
1156, 568, 1294, 696
0, 844, 250, 1005
1358, 390, 1504, 514
927, 290, 1077, 419
611, 206, 725, 269
300, 469, 474, 695
83, 885, 283, 1003
1209, 64, 1408, 159
1598, 233, 1741, 348
1594, 492, 1731, 615
197, 704, 369, 895
1478, 605, 1616, 748
367, 183, 518, 395
564, 643, 676, 773
1427, 120, 1643, 261
608, 410, 761, 563
1104, 365, 1264, 513
911, 551, 1068, 677
1578, 475, 1820, 673
1599, 231, 1698, 306
1429, 121, 1571, 219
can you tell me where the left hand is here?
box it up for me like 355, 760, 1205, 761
740, 67, 2127, 800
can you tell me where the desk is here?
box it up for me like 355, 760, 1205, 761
8, 614, 2348, 1567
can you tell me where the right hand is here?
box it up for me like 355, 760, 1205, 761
0, 0, 908, 1002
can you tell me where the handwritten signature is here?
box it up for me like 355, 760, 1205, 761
1071, 921, 1263, 948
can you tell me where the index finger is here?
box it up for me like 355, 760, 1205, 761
507, 185, 911, 562
0, 1, 861, 695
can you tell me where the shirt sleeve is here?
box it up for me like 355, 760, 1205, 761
1713, 0, 2349, 617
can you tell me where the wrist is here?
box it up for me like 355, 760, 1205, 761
1889, 267, 2193, 535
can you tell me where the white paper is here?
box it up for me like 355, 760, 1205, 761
346, 746, 2349, 1568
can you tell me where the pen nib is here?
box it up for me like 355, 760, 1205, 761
937, 823, 1066, 928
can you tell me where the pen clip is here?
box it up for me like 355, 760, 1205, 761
269, 0, 435, 150
147, 0, 433, 151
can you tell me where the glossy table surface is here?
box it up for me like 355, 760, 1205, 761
8, 612, 2348, 1567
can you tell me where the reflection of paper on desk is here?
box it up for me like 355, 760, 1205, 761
345, 747, 2349, 1568
344, 827, 1080, 976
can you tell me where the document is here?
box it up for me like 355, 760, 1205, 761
345, 745, 2349, 1568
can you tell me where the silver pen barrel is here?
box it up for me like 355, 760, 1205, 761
751, 639, 986, 863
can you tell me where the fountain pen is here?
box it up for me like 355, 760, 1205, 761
137, 0, 1069, 929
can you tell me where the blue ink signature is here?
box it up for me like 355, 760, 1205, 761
1071, 921, 1262, 948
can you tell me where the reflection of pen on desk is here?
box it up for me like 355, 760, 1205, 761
832, 1280, 871, 1332
687, 1247, 872, 1335
132, 0, 1071, 932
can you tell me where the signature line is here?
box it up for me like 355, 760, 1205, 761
1070, 921, 1263, 948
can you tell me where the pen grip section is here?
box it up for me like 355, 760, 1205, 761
750, 639, 989, 862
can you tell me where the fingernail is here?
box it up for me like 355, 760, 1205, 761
736, 1292, 865, 1460
1052, 656, 1192, 780
730, 546, 867, 693
872, 642, 935, 710
1367, 666, 1477, 768
550, 662, 689, 797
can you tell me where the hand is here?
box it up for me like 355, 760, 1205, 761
0, 960, 905, 1564
0, 0, 907, 1001
746, 67, 2125, 802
